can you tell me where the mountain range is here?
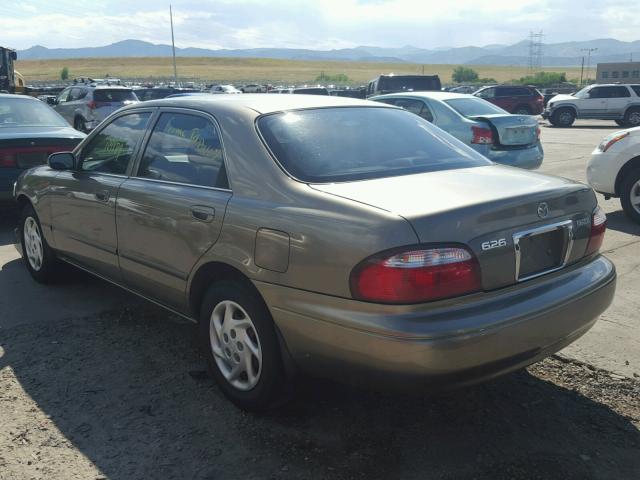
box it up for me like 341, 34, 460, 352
17, 38, 640, 66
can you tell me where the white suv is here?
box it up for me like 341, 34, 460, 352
542, 84, 640, 128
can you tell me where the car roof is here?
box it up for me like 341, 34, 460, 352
136, 93, 391, 115
372, 91, 476, 101
0, 93, 40, 101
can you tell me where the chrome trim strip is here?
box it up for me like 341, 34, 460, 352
127, 176, 232, 193
513, 219, 574, 282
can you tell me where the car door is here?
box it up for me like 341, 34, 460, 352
606, 86, 631, 115
49, 110, 152, 279
116, 109, 232, 310
578, 86, 608, 116
54, 87, 72, 124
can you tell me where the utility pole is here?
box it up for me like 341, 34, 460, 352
170, 5, 178, 85
579, 56, 585, 86
581, 48, 597, 85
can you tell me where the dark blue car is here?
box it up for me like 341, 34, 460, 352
1, 94, 85, 205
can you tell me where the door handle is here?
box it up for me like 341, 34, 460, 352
95, 190, 110, 202
191, 206, 215, 222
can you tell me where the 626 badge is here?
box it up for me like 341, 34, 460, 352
481, 238, 507, 251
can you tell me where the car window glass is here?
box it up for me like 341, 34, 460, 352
476, 88, 495, 99
80, 112, 151, 175
68, 88, 86, 101
610, 86, 631, 98
393, 98, 433, 122
137, 112, 228, 189
57, 88, 70, 103
93, 89, 138, 102
589, 87, 606, 99
631, 86, 640, 96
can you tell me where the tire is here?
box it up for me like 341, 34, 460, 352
514, 105, 532, 115
615, 120, 627, 127
73, 116, 87, 133
20, 204, 58, 283
549, 108, 575, 127
623, 108, 640, 128
620, 168, 640, 224
199, 280, 288, 411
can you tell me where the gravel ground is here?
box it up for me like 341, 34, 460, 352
1, 303, 638, 480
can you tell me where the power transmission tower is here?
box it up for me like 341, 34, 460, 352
528, 31, 544, 73
581, 48, 597, 85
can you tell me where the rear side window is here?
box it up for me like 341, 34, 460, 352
80, 113, 151, 175
258, 107, 489, 183
137, 112, 228, 189
387, 98, 434, 122
631, 86, 640, 96
609, 86, 631, 98
476, 88, 495, 99
93, 89, 138, 102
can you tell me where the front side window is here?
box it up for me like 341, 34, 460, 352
258, 107, 490, 183
137, 112, 228, 188
80, 112, 151, 174
57, 88, 70, 103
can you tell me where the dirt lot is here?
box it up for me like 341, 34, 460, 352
1, 119, 639, 479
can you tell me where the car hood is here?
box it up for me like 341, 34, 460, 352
548, 94, 575, 104
0, 126, 85, 141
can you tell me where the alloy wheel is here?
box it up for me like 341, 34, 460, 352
209, 300, 262, 391
630, 179, 640, 215
628, 111, 640, 127
23, 217, 44, 271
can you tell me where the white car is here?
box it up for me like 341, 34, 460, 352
241, 84, 264, 93
210, 85, 242, 94
588, 126, 640, 222
543, 84, 640, 128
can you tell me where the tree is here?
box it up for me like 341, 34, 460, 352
516, 71, 568, 87
60, 67, 69, 81
452, 66, 479, 83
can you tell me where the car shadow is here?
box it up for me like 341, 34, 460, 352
1, 305, 638, 479
605, 209, 640, 236
0, 209, 18, 247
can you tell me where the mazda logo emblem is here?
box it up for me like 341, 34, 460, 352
537, 202, 550, 218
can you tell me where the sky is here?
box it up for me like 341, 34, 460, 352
2, 0, 639, 51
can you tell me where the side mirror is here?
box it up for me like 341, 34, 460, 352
48, 152, 75, 171
47, 97, 58, 105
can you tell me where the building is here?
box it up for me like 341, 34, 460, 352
596, 62, 640, 83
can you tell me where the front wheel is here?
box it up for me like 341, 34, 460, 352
549, 108, 575, 127
199, 280, 289, 411
20, 204, 58, 283
620, 168, 640, 224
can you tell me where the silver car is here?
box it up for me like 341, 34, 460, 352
53, 84, 139, 132
14, 95, 615, 411
371, 91, 544, 169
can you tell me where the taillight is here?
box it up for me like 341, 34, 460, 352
598, 131, 629, 152
585, 207, 607, 256
471, 126, 493, 145
0, 151, 17, 167
87, 100, 97, 110
350, 246, 482, 304
536, 126, 541, 139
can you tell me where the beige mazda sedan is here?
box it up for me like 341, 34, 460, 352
14, 95, 615, 410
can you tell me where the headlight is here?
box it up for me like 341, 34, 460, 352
548, 102, 554, 109
598, 131, 629, 152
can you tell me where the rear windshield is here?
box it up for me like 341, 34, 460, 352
0, 97, 67, 127
378, 76, 441, 92
444, 98, 507, 117
257, 107, 490, 183
293, 88, 329, 95
93, 89, 138, 102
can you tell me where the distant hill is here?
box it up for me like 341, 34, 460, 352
16, 38, 640, 66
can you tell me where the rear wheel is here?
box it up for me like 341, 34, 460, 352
620, 168, 640, 224
623, 108, 640, 128
549, 108, 575, 127
20, 204, 58, 283
74, 116, 87, 133
199, 280, 288, 411
514, 105, 532, 115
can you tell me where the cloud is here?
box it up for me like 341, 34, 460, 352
1, 0, 638, 51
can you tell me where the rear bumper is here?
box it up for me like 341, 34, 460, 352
480, 142, 544, 170
256, 255, 615, 390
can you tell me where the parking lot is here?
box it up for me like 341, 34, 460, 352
1, 119, 639, 479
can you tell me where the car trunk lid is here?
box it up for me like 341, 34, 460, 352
470, 114, 538, 147
311, 165, 596, 291
0, 127, 84, 169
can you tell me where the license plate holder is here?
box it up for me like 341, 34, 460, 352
513, 220, 574, 282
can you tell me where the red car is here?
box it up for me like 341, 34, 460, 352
474, 85, 544, 115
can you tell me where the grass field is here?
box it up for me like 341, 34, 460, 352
16, 57, 582, 86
